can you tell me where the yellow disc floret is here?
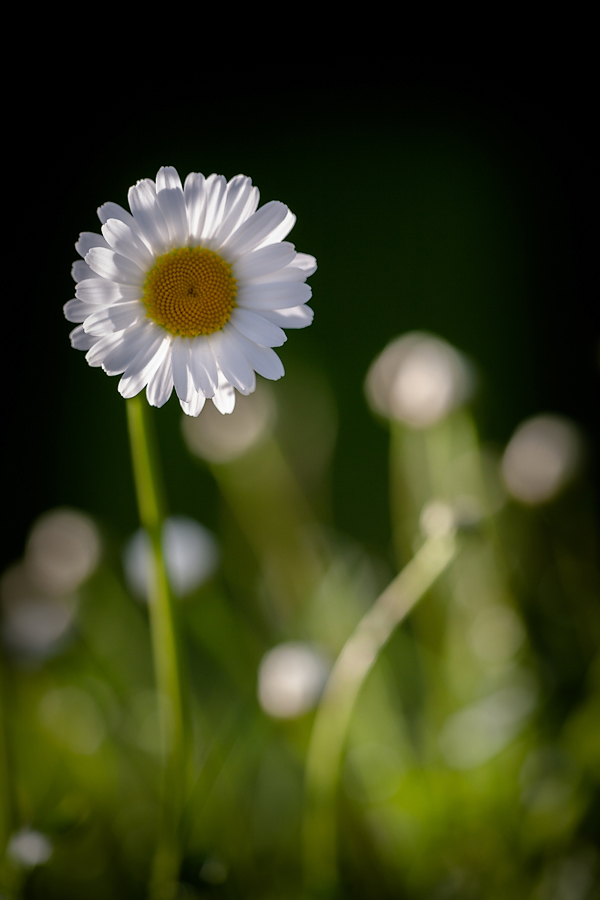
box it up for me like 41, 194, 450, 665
142, 246, 237, 337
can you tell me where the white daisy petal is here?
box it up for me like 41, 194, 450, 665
180, 389, 207, 417
118, 333, 171, 399
291, 252, 318, 275
156, 166, 188, 247
254, 209, 297, 249
85, 331, 127, 368
184, 172, 207, 240
101, 218, 155, 270
86, 247, 146, 286
76, 278, 139, 304
128, 178, 171, 254
242, 369, 257, 396
67, 166, 315, 415
244, 265, 309, 285
146, 346, 174, 408
83, 302, 145, 336
71, 261, 98, 283
232, 243, 296, 280
237, 282, 312, 311
231, 308, 287, 347
224, 201, 290, 259
156, 166, 184, 193
70, 325, 96, 351
226, 328, 284, 381
208, 330, 255, 394
261, 305, 314, 329
212, 175, 260, 247
97, 201, 138, 232
171, 338, 195, 403
101, 321, 158, 376
189, 335, 218, 397
200, 175, 227, 241
76, 232, 110, 257
211, 372, 236, 414
64, 298, 98, 323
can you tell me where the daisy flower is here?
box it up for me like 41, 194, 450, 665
65, 167, 316, 415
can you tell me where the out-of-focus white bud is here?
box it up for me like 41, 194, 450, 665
365, 332, 473, 428
123, 516, 219, 600
0, 563, 77, 660
182, 384, 275, 463
257, 641, 330, 719
502, 415, 582, 506
7, 827, 53, 867
25, 508, 101, 596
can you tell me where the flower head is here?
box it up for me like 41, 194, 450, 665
65, 167, 316, 415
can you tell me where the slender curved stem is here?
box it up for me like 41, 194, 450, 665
303, 531, 457, 898
126, 397, 185, 900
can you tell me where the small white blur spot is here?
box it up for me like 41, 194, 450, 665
365, 333, 473, 428
0, 563, 77, 660
420, 500, 456, 538
123, 516, 219, 600
502, 414, 582, 506
7, 827, 53, 867
258, 641, 330, 719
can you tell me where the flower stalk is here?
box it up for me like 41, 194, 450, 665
126, 396, 186, 900
303, 529, 457, 897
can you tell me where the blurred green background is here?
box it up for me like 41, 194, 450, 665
2, 57, 598, 899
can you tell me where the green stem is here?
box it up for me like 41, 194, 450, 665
303, 531, 457, 898
126, 396, 185, 900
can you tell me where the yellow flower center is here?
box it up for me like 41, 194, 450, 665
142, 247, 237, 337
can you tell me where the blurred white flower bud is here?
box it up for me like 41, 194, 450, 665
365, 333, 473, 428
0, 563, 77, 660
123, 516, 219, 600
7, 827, 52, 867
25, 508, 101, 596
502, 415, 582, 505
182, 384, 275, 463
257, 641, 330, 719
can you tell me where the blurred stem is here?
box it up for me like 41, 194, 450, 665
303, 531, 457, 898
210, 436, 327, 625
126, 397, 185, 900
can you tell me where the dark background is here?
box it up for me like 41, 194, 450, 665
4, 54, 597, 569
